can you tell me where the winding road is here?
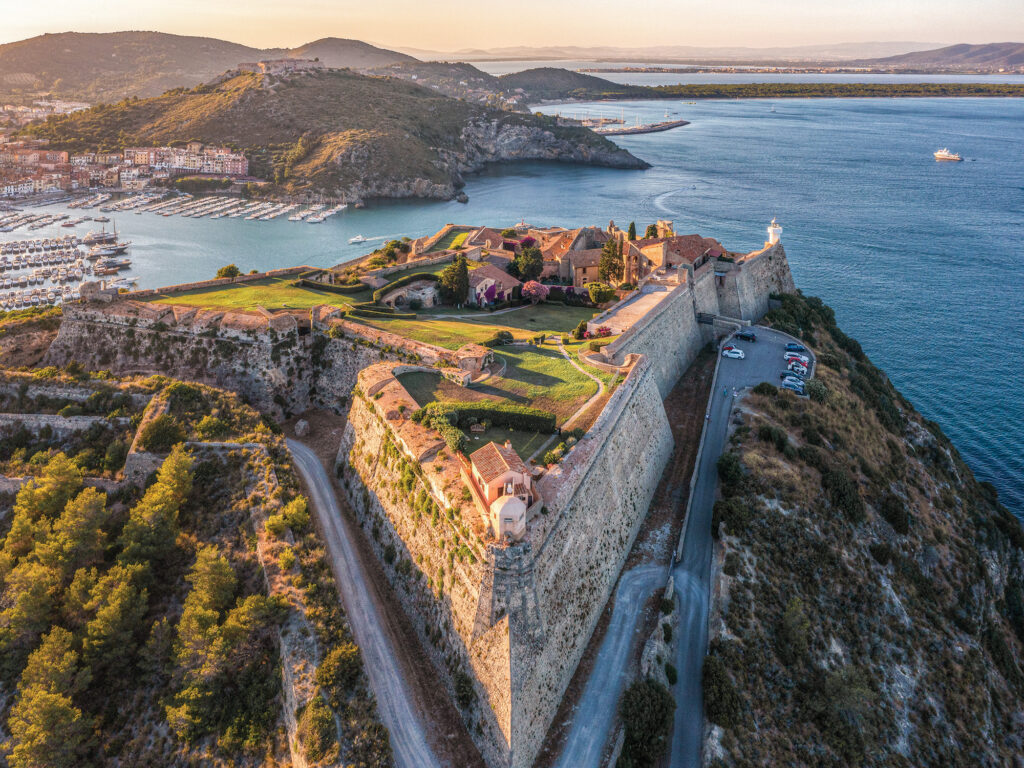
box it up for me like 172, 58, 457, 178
287, 439, 441, 768
669, 327, 813, 767
554, 564, 665, 768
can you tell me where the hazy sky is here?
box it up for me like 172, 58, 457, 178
0, 0, 1020, 50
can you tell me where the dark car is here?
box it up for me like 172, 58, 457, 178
785, 342, 807, 352
781, 371, 806, 381
734, 330, 757, 342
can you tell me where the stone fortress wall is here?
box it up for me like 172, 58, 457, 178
40, 236, 795, 768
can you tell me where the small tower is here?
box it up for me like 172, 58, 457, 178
767, 217, 782, 245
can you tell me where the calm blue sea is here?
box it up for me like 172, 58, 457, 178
13, 96, 1024, 516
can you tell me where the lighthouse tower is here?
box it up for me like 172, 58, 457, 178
767, 217, 782, 246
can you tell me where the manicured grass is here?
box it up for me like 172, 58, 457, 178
427, 227, 473, 253
479, 345, 597, 423
466, 425, 547, 458
147, 277, 351, 311
462, 303, 598, 335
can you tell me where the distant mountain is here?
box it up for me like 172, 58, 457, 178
861, 42, 1024, 70
21, 67, 646, 202
396, 41, 936, 63
0, 31, 415, 103
285, 37, 416, 69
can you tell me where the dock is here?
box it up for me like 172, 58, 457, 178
594, 119, 690, 137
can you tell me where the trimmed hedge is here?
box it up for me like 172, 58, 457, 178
483, 330, 514, 348
413, 401, 557, 435
349, 307, 417, 320
295, 278, 370, 295
372, 272, 439, 303
588, 338, 613, 353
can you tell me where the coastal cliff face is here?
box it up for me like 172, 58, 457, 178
704, 293, 1024, 767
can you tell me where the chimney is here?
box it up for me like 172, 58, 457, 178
504, 440, 513, 451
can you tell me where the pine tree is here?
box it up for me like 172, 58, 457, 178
34, 488, 108, 579
439, 255, 470, 305
645, 223, 659, 238
598, 239, 624, 283
627, 221, 637, 240
515, 246, 543, 282
81, 563, 148, 673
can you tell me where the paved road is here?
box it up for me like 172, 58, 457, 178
554, 563, 665, 768
670, 328, 813, 768
287, 440, 441, 768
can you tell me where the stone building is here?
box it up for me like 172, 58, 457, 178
466, 440, 537, 540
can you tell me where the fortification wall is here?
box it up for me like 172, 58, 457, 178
0, 412, 132, 439
45, 303, 311, 416
605, 283, 705, 397
337, 396, 511, 767
731, 242, 795, 321
511, 356, 673, 766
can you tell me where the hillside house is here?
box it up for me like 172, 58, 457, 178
467, 263, 521, 306
466, 440, 537, 540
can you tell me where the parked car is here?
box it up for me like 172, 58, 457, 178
785, 342, 807, 352
734, 330, 757, 342
788, 362, 808, 375
722, 348, 745, 359
782, 367, 807, 378
780, 373, 805, 384
784, 352, 810, 365
781, 381, 805, 394
722, 344, 736, 351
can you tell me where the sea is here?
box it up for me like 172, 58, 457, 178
5, 70, 1023, 517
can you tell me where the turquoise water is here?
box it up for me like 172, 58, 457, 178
13, 96, 1024, 515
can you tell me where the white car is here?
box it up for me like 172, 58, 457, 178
785, 352, 810, 365
722, 348, 745, 359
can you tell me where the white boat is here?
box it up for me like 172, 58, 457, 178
934, 148, 962, 162
348, 234, 367, 243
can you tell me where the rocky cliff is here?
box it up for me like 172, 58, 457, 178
703, 293, 1024, 766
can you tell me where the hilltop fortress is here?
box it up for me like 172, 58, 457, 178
44, 219, 794, 768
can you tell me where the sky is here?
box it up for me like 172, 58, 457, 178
0, 0, 1020, 51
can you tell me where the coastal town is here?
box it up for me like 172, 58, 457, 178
0, 137, 251, 198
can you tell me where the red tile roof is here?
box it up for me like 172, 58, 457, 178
471, 441, 528, 482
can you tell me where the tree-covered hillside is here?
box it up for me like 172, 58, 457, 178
0, 374, 391, 767
704, 293, 1024, 765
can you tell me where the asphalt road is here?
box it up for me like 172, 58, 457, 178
287, 439, 441, 768
669, 328, 813, 768
554, 563, 665, 768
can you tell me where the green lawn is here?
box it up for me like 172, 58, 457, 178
462, 304, 598, 335
147, 277, 353, 311
427, 227, 473, 253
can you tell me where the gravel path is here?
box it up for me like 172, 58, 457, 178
288, 439, 441, 768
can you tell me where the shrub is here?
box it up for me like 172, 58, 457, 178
712, 498, 752, 537
215, 264, 241, 279
195, 415, 230, 441
619, 679, 675, 766
752, 382, 777, 396
137, 414, 186, 453
716, 452, 743, 489
316, 644, 362, 706
482, 330, 514, 348
415, 401, 556, 435
664, 662, 678, 685
776, 597, 810, 665
265, 514, 288, 538
823, 470, 865, 523
278, 547, 297, 571
879, 493, 910, 534
589, 338, 614, 353
805, 378, 829, 403
282, 497, 310, 531
703, 654, 742, 728
586, 282, 616, 304
662, 622, 672, 643
573, 319, 588, 340
297, 695, 337, 762
454, 671, 476, 708
757, 424, 789, 452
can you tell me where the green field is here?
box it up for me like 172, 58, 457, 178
426, 227, 473, 253
148, 277, 354, 311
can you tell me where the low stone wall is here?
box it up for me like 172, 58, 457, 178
0, 412, 132, 439
0, 379, 152, 410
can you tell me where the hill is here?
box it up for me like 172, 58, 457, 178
0, 31, 416, 104
862, 42, 1024, 71
703, 293, 1024, 765
497, 67, 646, 100
288, 37, 415, 68
21, 67, 647, 202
